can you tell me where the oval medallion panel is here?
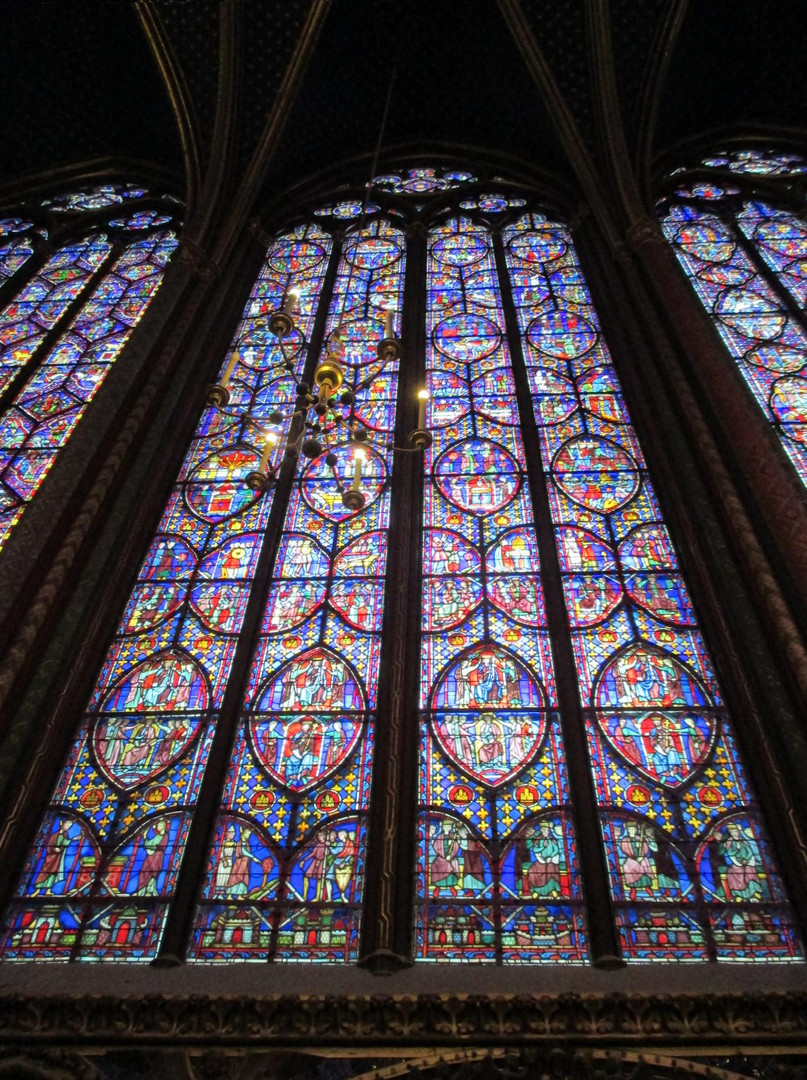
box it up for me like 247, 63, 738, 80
435, 439, 518, 515
434, 314, 501, 363
553, 436, 640, 513
249, 712, 363, 792
432, 234, 487, 266
595, 644, 715, 789
100, 652, 208, 713
431, 645, 546, 787
94, 654, 207, 790
257, 648, 365, 713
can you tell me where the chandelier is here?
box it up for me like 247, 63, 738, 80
205, 61, 431, 509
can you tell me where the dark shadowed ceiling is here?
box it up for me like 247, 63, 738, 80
1, 0, 805, 207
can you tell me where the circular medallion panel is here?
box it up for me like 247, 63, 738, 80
268, 239, 326, 275
716, 289, 786, 341
675, 224, 734, 263
186, 448, 261, 522
746, 345, 807, 374
434, 313, 501, 363
553, 436, 640, 513
509, 230, 567, 264
527, 311, 597, 359
435, 439, 519, 515
344, 236, 401, 269
432, 234, 487, 266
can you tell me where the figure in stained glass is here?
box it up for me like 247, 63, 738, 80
427, 817, 490, 898
702, 819, 769, 903
106, 652, 206, 712
211, 821, 276, 899
292, 822, 360, 903
249, 714, 360, 790
615, 819, 680, 901
29, 817, 97, 896
517, 820, 564, 899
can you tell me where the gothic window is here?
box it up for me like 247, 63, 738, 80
0, 168, 801, 965
659, 148, 807, 487
0, 183, 180, 549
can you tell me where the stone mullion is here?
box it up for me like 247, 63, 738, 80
359, 221, 426, 972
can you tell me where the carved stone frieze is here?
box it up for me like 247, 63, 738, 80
0, 993, 805, 1049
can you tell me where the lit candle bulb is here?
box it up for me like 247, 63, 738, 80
259, 430, 279, 473
284, 287, 300, 315
351, 445, 366, 488
417, 387, 429, 430
384, 308, 395, 339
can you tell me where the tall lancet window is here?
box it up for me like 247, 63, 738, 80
659, 148, 807, 487
0, 169, 801, 965
0, 184, 179, 549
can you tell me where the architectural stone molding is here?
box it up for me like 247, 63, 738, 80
0, 992, 806, 1049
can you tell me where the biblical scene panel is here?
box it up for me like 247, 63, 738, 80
191, 219, 403, 962
0, 225, 330, 961
506, 211, 802, 962
417, 216, 586, 963
662, 201, 807, 487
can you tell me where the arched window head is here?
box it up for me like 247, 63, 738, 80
659, 147, 807, 487
0, 168, 801, 966
0, 182, 180, 550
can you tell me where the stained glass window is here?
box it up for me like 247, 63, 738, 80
660, 151, 807, 489
504, 212, 800, 961
191, 219, 404, 962
0, 187, 179, 549
417, 216, 585, 963
1, 171, 802, 966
